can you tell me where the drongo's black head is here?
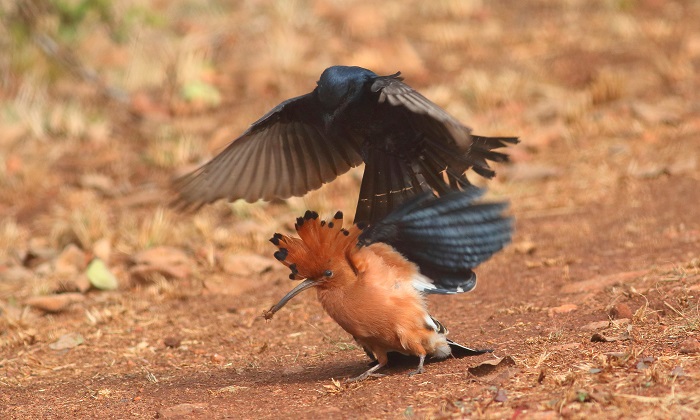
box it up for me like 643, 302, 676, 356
316, 66, 378, 109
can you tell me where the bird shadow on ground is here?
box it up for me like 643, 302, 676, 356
157, 353, 482, 389
241, 352, 490, 385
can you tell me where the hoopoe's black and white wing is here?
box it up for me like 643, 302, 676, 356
358, 188, 513, 294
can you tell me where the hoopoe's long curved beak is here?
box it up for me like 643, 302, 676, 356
263, 279, 319, 320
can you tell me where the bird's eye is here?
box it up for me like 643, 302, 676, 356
323, 270, 333, 278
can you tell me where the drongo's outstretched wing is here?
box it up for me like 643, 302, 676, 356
172, 93, 363, 210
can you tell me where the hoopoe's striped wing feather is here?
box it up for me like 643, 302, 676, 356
358, 188, 512, 294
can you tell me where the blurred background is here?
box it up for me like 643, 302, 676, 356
2, 0, 699, 309
1, 0, 698, 307
2, 1, 699, 416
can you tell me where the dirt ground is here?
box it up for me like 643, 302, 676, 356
1, 0, 700, 418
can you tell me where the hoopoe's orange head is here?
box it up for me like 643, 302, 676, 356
264, 210, 363, 319
270, 210, 363, 281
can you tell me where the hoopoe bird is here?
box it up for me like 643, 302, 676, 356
172, 65, 518, 224
265, 188, 512, 381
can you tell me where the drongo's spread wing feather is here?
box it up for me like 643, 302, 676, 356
172, 66, 518, 224
172, 93, 363, 209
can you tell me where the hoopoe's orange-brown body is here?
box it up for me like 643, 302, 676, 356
267, 211, 455, 380
317, 243, 450, 370
265, 190, 512, 381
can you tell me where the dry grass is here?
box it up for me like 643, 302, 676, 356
1, 0, 699, 418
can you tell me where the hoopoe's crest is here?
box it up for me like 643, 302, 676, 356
269, 210, 363, 281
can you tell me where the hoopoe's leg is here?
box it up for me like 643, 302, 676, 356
347, 350, 388, 382
408, 354, 426, 376
346, 361, 386, 382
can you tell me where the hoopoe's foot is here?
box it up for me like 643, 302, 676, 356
346, 362, 386, 382
346, 372, 386, 383
408, 366, 424, 376
408, 355, 426, 377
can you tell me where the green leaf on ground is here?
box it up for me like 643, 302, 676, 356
86, 258, 119, 290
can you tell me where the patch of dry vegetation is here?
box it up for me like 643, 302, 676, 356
1, 0, 699, 418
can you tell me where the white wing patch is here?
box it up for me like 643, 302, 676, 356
424, 314, 439, 332
411, 273, 469, 295
411, 273, 438, 293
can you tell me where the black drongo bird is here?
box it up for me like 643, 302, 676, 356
172, 65, 518, 224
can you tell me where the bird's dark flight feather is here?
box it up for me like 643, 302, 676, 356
172, 66, 518, 222
358, 188, 513, 294
446, 339, 493, 357
172, 93, 364, 210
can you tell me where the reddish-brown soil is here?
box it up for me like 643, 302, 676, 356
2, 1, 699, 418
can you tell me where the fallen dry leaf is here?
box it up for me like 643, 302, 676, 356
210, 353, 226, 364
26, 293, 85, 313
22, 248, 56, 270
636, 356, 656, 370
129, 264, 190, 282
494, 388, 508, 402
580, 319, 630, 331
670, 366, 686, 378
92, 238, 112, 262
668, 157, 697, 175
468, 356, 518, 385
214, 385, 248, 394
631, 101, 683, 125
222, 253, 276, 276
591, 326, 632, 342
157, 403, 208, 418
49, 332, 85, 350
548, 303, 578, 317
164, 336, 181, 348
1, 266, 33, 282
74, 273, 92, 293
627, 162, 668, 179
609, 303, 633, 320
132, 246, 192, 268
130, 246, 193, 282
550, 342, 581, 351
79, 173, 116, 196
323, 378, 343, 394
514, 240, 536, 255
130, 91, 171, 119
54, 244, 87, 275
679, 337, 700, 354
